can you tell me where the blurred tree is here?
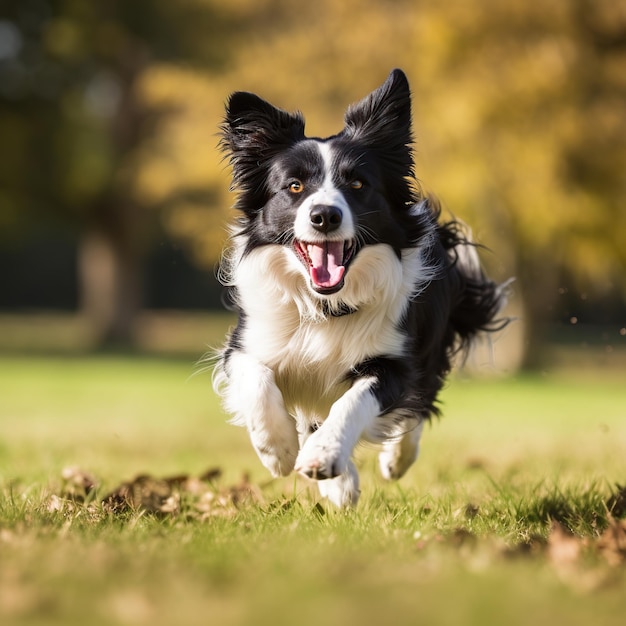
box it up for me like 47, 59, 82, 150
0, 0, 250, 345
406, 0, 626, 364
187, 0, 625, 367
1, 0, 624, 364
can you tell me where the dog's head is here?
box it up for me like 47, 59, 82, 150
220, 69, 427, 296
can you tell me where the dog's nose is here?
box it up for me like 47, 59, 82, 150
309, 205, 343, 233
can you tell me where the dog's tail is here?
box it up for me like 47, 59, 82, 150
439, 219, 510, 355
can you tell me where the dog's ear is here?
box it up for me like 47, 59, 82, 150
221, 92, 305, 197
344, 69, 412, 142
222, 92, 305, 151
343, 69, 413, 178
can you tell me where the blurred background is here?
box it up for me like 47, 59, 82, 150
1, 0, 625, 371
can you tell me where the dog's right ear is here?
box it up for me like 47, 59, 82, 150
220, 92, 305, 196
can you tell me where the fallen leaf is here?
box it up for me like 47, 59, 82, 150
102, 474, 175, 515
199, 467, 222, 483
98, 467, 263, 519
451, 528, 477, 548
227, 472, 262, 507
606, 484, 626, 519
597, 517, 626, 566
503, 534, 546, 559
46, 494, 77, 514
464, 503, 480, 519
547, 521, 582, 567
465, 457, 488, 471
60, 466, 97, 501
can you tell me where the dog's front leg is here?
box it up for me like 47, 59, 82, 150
223, 352, 298, 477
317, 460, 361, 508
295, 377, 380, 484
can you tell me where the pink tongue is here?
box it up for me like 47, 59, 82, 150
307, 241, 345, 288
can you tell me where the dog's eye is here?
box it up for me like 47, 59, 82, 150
350, 180, 363, 190
288, 180, 305, 194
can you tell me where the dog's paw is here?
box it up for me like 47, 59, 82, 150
294, 432, 346, 480
318, 461, 360, 508
250, 427, 298, 478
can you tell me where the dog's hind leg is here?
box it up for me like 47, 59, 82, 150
378, 420, 424, 480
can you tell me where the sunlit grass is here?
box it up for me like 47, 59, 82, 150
1, 355, 625, 626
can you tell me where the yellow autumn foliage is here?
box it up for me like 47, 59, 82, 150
116, 0, 626, 299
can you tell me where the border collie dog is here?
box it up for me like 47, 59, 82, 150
214, 69, 505, 507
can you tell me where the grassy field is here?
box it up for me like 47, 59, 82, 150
1, 354, 625, 626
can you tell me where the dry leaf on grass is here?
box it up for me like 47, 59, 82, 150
503, 534, 547, 559
546, 517, 626, 572
547, 521, 583, 567
195, 473, 263, 519
597, 517, 626, 567
47, 493, 76, 514
606, 484, 626, 519
100, 467, 261, 518
45, 466, 263, 521
60, 466, 97, 501
102, 474, 178, 515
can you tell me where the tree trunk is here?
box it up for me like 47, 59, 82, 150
79, 198, 143, 348
516, 256, 563, 370
78, 45, 149, 348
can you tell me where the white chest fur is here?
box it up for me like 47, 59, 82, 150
231, 242, 432, 419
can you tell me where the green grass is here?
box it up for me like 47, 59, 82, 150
1, 355, 625, 626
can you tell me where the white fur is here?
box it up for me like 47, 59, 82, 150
229, 241, 433, 389
378, 419, 424, 480
220, 351, 298, 477
294, 377, 380, 478
293, 142, 355, 244
214, 233, 437, 506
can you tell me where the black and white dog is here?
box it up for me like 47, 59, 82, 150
214, 69, 506, 507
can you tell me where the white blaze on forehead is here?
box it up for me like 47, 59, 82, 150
293, 141, 354, 243
316, 140, 336, 187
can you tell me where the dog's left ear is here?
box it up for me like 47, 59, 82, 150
343, 69, 413, 176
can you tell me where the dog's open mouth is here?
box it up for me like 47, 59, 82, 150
294, 240, 355, 293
